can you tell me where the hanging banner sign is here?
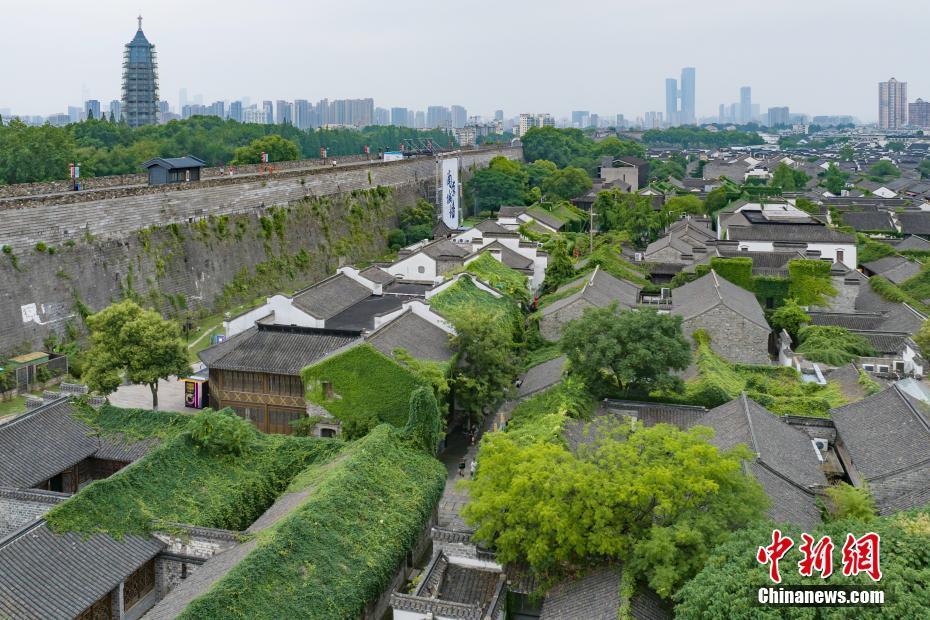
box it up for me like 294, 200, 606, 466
441, 158, 459, 229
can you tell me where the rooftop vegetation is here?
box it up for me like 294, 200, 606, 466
430, 275, 521, 324
460, 252, 530, 302
301, 344, 429, 436
72, 402, 192, 442
681, 330, 846, 417
178, 424, 446, 620
46, 409, 342, 537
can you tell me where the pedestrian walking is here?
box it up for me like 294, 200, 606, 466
470, 460, 476, 478
458, 458, 466, 477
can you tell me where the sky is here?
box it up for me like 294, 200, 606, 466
1, 0, 926, 123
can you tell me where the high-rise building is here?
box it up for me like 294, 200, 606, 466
767, 106, 790, 127
207, 101, 225, 119
391, 107, 408, 127
589, 113, 600, 128
879, 78, 908, 129
262, 101, 273, 124
571, 110, 590, 128
644, 111, 663, 129
229, 100, 243, 123
84, 99, 101, 120
109, 100, 121, 122
664, 79, 678, 127
718, 103, 726, 123
680, 67, 696, 125
451, 105, 467, 129
178, 88, 187, 112
427, 106, 451, 129
615, 114, 625, 129
517, 113, 554, 137
275, 100, 292, 125
293, 100, 311, 129
121, 15, 159, 128
909, 98, 930, 129
406, 110, 415, 128
494, 109, 504, 122
68, 106, 83, 123
243, 106, 266, 124
415, 111, 426, 129
739, 87, 752, 124
374, 107, 390, 126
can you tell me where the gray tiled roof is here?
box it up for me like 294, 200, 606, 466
601, 400, 707, 430
540, 565, 670, 620
421, 238, 471, 260
851, 330, 910, 355
518, 356, 566, 398
359, 266, 395, 285
473, 219, 511, 234
292, 273, 373, 320
366, 310, 453, 362
0, 399, 99, 488
479, 241, 534, 271
0, 521, 163, 620
498, 205, 527, 218
672, 271, 769, 329
831, 385, 930, 483
894, 235, 930, 250
841, 211, 896, 232
864, 256, 922, 285
727, 223, 855, 243
542, 268, 641, 316
199, 324, 362, 375
897, 212, 930, 235
325, 295, 404, 331
808, 312, 885, 331
699, 394, 827, 528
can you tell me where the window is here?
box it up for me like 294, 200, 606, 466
267, 408, 304, 434
267, 373, 303, 397
862, 364, 875, 372
124, 559, 156, 609
222, 371, 263, 393
417, 266, 425, 274
836, 249, 845, 263
877, 365, 889, 374
894, 361, 905, 372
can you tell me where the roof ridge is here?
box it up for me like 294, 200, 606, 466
740, 392, 761, 455
893, 383, 930, 435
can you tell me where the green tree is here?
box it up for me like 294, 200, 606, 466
918, 159, 930, 179
887, 141, 905, 152
561, 306, 691, 396
795, 325, 877, 365
403, 386, 442, 455
450, 309, 519, 423
525, 159, 558, 188
868, 159, 901, 181
82, 300, 190, 408
771, 162, 810, 191
822, 162, 849, 194
463, 421, 768, 598
595, 136, 646, 160
769, 298, 810, 342
231, 134, 299, 164
593, 189, 662, 247
660, 195, 704, 227
541, 238, 576, 292
839, 144, 855, 161
0, 119, 77, 185
648, 156, 686, 181
521, 126, 595, 169
187, 408, 256, 455
675, 513, 930, 618
541, 166, 593, 200
914, 318, 930, 358
466, 166, 528, 213
703, 186, 731, 217
824, 482, 877, 521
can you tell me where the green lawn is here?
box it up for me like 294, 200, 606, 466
0, 396, 26, 420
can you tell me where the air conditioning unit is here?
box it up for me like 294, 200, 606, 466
634, 252, 643, 261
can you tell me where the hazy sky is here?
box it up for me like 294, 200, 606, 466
1, 0, 925, 122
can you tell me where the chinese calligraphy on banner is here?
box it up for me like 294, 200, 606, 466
441, 157, 459, 229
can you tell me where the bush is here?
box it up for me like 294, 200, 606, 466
34, 241, 47, 253
187, 408, 257, 455
823, 482, 877, 521
387, 228, 406, 250
795, 325, 876, 366
404, 386, 442, 455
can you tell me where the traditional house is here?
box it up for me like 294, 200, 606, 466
671, 271, 771, 365
861, 255, 922, 284
831, 385, 930, 514
388, 238, 471, 282
199, 323, 362, 434
141, 155, 205, 186
538, 267, 642, 341
365, 301, 455, 363
698, 394, 829, 529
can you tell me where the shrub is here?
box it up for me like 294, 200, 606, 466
795, 325, 876, 366
404, 386, 442, 455
823, 482, 877, 521
34, 241, 47, 253
187, 408, 257, 455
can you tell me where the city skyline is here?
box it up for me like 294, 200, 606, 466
2, 0, 929, 122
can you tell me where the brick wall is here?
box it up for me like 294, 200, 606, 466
681, 305, 771, 365
0, 487, 67, 538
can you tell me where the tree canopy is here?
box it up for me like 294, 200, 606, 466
521, 126, 643, 172
83, 300, 190, 408
593, 189, 663, 247
642, 126, 763, 148
868, 159, 901, 182
771, 162, 811, 191
561, 306, 691, 396
450, 308, 519, 423
541, 166, 593, 200
231, 134, 299, 164
795, 325, 877, 366
463, 419, 768, 598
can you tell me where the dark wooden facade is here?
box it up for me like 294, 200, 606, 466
35, 457, 130, 494
208, 368, 306, 435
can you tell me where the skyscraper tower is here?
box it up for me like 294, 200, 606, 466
879, 78, 907, 130
665, 78, 678, 127
121, 15, 159, 128
739, 86, 752, 123
680, 67, 696, 125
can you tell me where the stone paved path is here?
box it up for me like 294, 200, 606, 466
438, 400, 517, 530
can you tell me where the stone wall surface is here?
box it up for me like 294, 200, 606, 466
0, 487, 67, 538
0, 146, 521, 353
681, 304, 772, 365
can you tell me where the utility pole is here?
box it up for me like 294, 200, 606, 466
589, 210, 597, 253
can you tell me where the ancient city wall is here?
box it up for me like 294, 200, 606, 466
0, 146, 521, 352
